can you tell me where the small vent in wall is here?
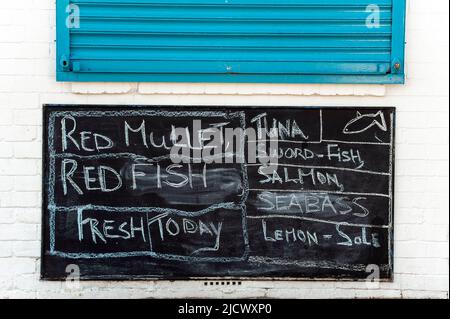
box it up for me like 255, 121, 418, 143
204, 281, 242, 286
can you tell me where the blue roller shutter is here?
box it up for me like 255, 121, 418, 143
56, 0, 406, 83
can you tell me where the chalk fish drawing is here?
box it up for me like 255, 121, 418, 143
343, 111, 387, 135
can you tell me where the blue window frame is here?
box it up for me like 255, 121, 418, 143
56, 0, 406, 84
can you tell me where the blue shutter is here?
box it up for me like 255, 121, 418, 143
56, 0, 406, 83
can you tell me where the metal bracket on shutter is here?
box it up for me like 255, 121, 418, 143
60, 55, 70, 71
391, 58, 402, 74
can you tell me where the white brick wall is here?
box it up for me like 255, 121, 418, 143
0, 0, 448, 299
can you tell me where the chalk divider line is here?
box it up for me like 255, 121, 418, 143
248, 256, 390, 272
245, 163, 391, 176
246, 215, 389, 229
388, 112, 394, 272
248, 188, 391, 198
249, 139, 391, 146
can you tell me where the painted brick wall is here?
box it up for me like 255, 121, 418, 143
0, 0, 448, 299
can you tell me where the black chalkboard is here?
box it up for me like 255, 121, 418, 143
42, 105, 395, 280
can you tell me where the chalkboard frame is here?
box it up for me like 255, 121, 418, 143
41, 104, 395, 282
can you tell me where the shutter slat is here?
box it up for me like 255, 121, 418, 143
71, 0, 393, 6
78, 6, 392, 20
72, 34, 392, 49
57, 0, 406, 83
71, 47, 390, 62
77, 19, 392, 34
76, 60, 390, 74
